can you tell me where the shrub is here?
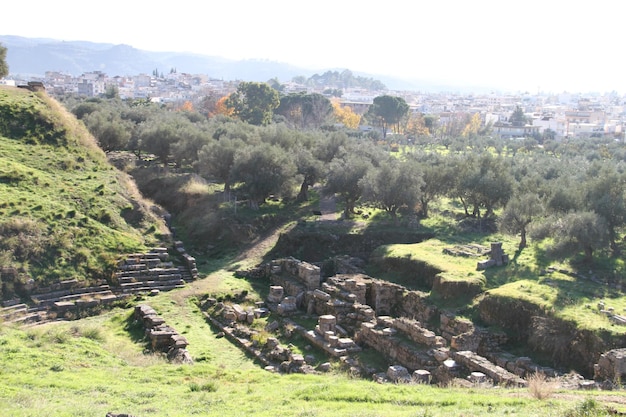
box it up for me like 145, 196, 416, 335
528, 372, 557, 400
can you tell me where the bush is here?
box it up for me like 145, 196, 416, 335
528, 372, 557, 400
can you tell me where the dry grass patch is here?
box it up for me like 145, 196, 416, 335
528, 372, 558, 400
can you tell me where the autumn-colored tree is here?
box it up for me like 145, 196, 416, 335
211, 96, 234, 118
404, 112, 430, 138
331, 100, 361, 129
462, 113, 482, 138
178, 100, 194, 112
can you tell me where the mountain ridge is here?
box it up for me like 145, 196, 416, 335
0, 35, 479, 92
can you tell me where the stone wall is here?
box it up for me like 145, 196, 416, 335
355, 319, 438, 371
134, 304, 191, 363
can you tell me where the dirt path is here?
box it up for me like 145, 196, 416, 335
319, 194, 338, 221
235, 193, 339, 264
234, 222, 296, 266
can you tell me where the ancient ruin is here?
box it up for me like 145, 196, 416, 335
208, 257, 608, 388
134, 304, 192, 364
0, 245, 198, 325
476, 242, 509, 270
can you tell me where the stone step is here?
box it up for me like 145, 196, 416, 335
122, 284, 185, 294
117, 273, 183, 284
120, 279, 184, 290
56, 290, 115, 303
115, 267, 180, 278
0, 303, 28, 315
7, 312, 45, 325
1, 304, 28, 320
31, 285, 112, 302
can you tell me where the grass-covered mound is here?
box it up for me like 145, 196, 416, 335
0, 86, 166, 298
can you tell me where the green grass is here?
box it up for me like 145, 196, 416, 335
368, 204, 626, 336
0, 86, 164, 291
2, 303, 625, 417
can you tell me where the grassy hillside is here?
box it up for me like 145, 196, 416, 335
0, 86, 166, 298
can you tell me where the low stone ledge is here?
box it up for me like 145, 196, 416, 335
452, 350, 527, 387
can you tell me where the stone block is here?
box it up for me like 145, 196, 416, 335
290, 353, 305, 366
313, 289, 331, 301
232, 304, 247, 321
413, 369, 432, 384
268, 286, 284, 303
469, 372, 487, 383
387, 365, 411, 382
477, 259, 496, 270
318, 362, 331, 372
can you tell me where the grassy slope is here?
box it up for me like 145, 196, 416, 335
0, 86, 165, 290
373, 210, 626, 335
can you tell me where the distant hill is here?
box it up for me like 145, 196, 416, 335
0, 85, 166, 299
0, 35, 460, 91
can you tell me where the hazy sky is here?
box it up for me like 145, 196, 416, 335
2, 0, 624, 93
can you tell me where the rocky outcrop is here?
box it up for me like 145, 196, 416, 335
594, 348, 626, 382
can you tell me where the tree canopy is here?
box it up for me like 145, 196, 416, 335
0, 43, 8, 79
367, 95, 409, 138
225, 81, 280, 126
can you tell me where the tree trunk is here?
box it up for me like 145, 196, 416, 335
296, 180, 309, 202
459, 196, 470, 217
608, 227, 621, 256
344, 198, 355, 218
584, 245, 593, 263
519, 228, 527, 251
419, 198, 429, 218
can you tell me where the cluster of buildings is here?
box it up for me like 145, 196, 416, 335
2, 69, 625, 141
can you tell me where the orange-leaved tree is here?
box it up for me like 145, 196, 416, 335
210, 96, 235, 118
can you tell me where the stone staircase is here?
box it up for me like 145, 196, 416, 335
0, 245, 198, 326
115, 249, 187, 294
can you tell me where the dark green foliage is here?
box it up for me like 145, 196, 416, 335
298, 69, 386, 91
225, 81, 280, 126
0, 43, 7, 79
366, 95, 410, 138
275, 92, 332, 129
498, 193, 543, 250
510, 105, 528, 127
231, 142, 297, 208
360, 158, 423, 217
324, 153, 373, 217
